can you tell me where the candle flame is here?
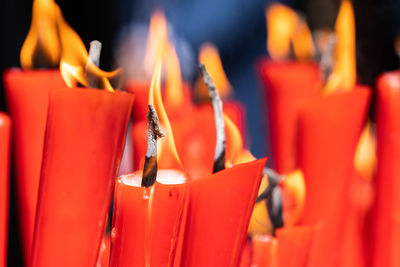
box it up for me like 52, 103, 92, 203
324, 0, 356, 93
266, 3, 314, 61
353, 123, 377, 181
281, 170, 306, 226
224, 114, 245, 167
195, 43, 233, 100
20, 0, 120, 91
164, 42, 184, 112
148, 62, 182, 169
145, 11, 168, 75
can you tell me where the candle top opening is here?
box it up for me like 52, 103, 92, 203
120, 170, 187, 187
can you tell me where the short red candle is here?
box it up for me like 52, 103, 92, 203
109, 171, 187, 267
252, 235, 277, 267
3, 69, 65, 261
257, 59, 322, 173
297, 87, 371, 267
0, 113, 11, 267
371, 70, 400, 267
180, 158, 267, 267
31, 88, 133, 267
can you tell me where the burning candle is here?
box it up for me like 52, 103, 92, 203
371, 70, 400, 267
29, 4, 133, 265
0, 113, 11, 267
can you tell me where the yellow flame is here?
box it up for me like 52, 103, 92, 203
163, 42, 184, 111
20, 0, 119, 91
145, 11, 168, 74
281, 169, 306, 226
224, 114, 244, 167
195, 43, 233, 99
148, 62, 182, 169
324, 0, 356, 94
354, 123, 377, 181
266, 3, 314, 61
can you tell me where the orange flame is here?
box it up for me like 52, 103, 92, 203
148, 62, 182, 169
145, 11, 168, 74
195, 43, 233, 100
281, 169, 306, 226
20, 0, 120, 91
354, 123, 377, 181
266, 3, 314, 61
324, 0, 356, 94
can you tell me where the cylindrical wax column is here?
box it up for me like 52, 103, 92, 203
297, 87, 371, 267
3, 69, 65, 261
31, 88, 134, 267
252, 235, 277, 267
257, 59, 322, 173
0, 113, 11, 267
372, 71, 400, 267
180, 158, 267, 267
125, 80, 150, 123
110, 170, 187, 267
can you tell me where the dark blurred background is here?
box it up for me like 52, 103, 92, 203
1, 0, 399, 265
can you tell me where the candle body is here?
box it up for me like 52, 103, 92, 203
110, 171, 187, 267
31, 88, 133, 267
371, 71, 400, 267
3, 69, 65, 262
125, 80, 150, 123
252, 235, 277, 267
257, 59, 321, 173
297, 87, 370, 267
180, 158, 267, 267
0, 113, 11, 267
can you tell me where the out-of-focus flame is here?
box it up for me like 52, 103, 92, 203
281, 169, 306, 226
354, 123, 377, 181
324, 0, 356, 94
224, 114, 244, 167
266, 3, 314, 61
148, 62, 182, 169
145, 11, 168, 74
20, 0, 120, 91
195, 43, 232, 100
20, 0, 61, 68
164, 42, 184, 111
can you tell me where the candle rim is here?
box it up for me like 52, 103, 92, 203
119, 169, 187, 187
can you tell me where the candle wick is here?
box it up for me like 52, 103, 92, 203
142, 104, 164, 187
198, 64, 226, 173
85, 40, 102, 88
314, 32, 337, 83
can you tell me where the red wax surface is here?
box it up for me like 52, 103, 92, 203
97, 234, 111, 267
3, 69, 66, 262
252, 235, 277, 267
257, 59, 322, 174
297, 87, 371, 267
180, 158, 267, 267
371, 71, 400, 267
238, 238, 253, 267
125, 80, 151, 123
31, 88, 133, 267
110, 172, 187, 267
0, 113, 11, 267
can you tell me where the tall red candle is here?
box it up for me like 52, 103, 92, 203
31, 88, 133, 267
180, 158, 267, 267
257, 59, 322, 173
3, 69, 65, 261
110, 171, 187, 267
371, 70, 400, 267
297, 86, 370, 267
0, 113, 11, 267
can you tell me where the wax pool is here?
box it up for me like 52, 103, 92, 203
3, 69, 66, 262
110, 170, 187, 267
31, 88, 133, 267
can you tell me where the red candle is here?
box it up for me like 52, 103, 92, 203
110, 171, 187, 267
252, 235, 277, 267
180, 158, 267, 267
125, 80, 150, 123
31, 88, 133, 267
297, 86, 371, 267
371, 70, 400, 267
0, 113, 11, 267
3, 69, 65, 261
257, 59, 322, 173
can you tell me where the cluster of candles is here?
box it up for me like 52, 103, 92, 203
0, 0, 399, 266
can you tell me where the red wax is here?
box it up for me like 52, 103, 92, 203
97, 234, 111, 267
180, 158, 267, 267
371, 71, 400, 267
257, 59, 322, 173
3, 69, 66, 262
252, 235, 277, 267
31, 88, 133, 267
297, 87, 371, 267
0, 113, 11, 267
109, 171, 187, 267
125, 80, 151, 123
